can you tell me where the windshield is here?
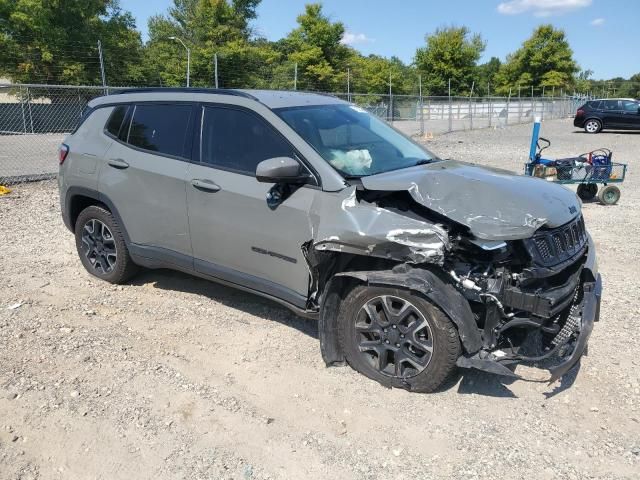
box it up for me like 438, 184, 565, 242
275, 104, 438, 177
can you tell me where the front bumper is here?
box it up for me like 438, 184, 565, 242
547, 273, 601, 383
457, 234, 601, 384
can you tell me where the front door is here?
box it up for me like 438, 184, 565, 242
186, 105, 317, 306
620, 100, 640, 129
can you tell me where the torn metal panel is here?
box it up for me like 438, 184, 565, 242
360, 160, 582, 240
309, 186, 450, 265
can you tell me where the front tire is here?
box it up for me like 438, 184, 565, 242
74, 205, 138, 284
584, 119, 602, 134
338, 286, 461, 393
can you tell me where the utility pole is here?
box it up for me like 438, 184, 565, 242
518, 85, 522, 124
448, 78, 452, 132
506, 87, 512, 126
419, 74, 424, 135
294, 62, 298, 91
388, 71, 393, 123
97, 40, 107, 94
347, 67, 350, 102
487, 81, 492, 128
469, 81, 475, 130
214, 53, 218, 88
169, 36, 190, 87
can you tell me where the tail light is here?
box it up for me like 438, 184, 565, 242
576, 109, 585, 117
59, 144, 69, 165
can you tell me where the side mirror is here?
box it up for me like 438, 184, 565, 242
256, 157, 312, 184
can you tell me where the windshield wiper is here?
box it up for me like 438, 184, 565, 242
413, 159, 434, 166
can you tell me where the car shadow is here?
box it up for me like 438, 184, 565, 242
126, 269, 584, 398
451, 370, 519, 398
128, 268, 319, 340
573, 129, 640, 135
448, 357, 583, 399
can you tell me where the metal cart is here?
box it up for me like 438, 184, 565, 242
524, 120, 627, 205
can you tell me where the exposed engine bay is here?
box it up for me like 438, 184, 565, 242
445, 214, 598, 382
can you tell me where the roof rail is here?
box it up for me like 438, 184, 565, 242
110, 87, 258, 101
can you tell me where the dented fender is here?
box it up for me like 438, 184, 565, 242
309, 186, 449, 265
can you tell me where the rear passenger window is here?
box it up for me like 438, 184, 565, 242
127, 104, 193, 158
200, 106, 294, 174
105, 105, 128, 137
602, 100, 620, 111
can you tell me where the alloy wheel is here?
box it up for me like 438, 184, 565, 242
355, 295, 434, 378
80, 219, 117, 274
585, 120, 600, 133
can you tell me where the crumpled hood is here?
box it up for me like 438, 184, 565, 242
360, 160, 581, 240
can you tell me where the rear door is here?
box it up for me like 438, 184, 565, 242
186, 104, 317, 305
99, 102, 196, 266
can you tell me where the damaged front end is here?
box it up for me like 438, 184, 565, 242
306, 163, 601, 385
448, 215, 601, 383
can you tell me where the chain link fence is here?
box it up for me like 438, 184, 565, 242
0, 83, 583, 185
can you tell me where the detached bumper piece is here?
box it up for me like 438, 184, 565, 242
457, 274, 602, 384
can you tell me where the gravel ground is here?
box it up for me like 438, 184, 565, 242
1, 118, 639, 480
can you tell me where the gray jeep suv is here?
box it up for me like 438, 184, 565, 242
59, 88, 601, 392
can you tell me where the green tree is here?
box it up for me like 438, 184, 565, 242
348, 54, 415, 96
276, 3, 351, 91
414, 26, 485, 96
575, 69, 593, 95
618, 73, 640, 98
476, 57, 501, 95
143, 0, 276, 88
0, 0, 144, 85
494, 25, 578, 95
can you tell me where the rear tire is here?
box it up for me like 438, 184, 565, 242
584, 119, 602, 134
597, 185, 620, 205
74, 205, 138, 284
338, 285, 461, 393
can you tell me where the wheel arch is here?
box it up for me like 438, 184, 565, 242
64, 187, 131, 243
318, 264, 483, 366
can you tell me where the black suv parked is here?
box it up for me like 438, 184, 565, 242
574, 98, 640, 133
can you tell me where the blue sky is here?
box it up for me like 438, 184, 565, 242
123, 0, 638, 79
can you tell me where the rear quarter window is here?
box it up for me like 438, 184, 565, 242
586, 101, 601, 109
105, 105, 129, 138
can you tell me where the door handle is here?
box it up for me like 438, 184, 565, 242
191, 179, 221, 192
108, 158, 129, 169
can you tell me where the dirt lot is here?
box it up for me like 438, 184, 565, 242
1, 118, 639, 480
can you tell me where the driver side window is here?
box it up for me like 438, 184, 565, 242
200, 106, 296, 175
622, 100, 639, 112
